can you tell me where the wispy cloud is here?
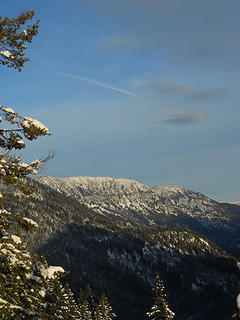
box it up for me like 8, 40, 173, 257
164, 111, 207, 125
133, 79, 225, 101
153, 111, 207, 125
135, 79, 188, 94
59, 72, 141, 98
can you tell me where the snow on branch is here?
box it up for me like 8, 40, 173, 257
0, 11, 39, 71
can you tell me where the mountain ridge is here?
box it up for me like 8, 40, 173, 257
36, 176, 222, 220
36, 176, 240, 252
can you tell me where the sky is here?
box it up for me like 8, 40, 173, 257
1, 0, 240, 202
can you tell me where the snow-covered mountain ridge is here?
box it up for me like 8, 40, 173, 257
36, 176, 232, 230
229, 201, 240, 205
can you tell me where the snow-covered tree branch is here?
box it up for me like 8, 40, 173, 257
0, 11, 39, 71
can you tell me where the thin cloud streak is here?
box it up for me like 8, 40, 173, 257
164, 111, 207, 125
152, 111, 207, 126
59, 72, 141, 98
133, 79, 225, 101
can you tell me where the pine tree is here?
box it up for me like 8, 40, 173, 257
44, 279, 81, 319
147, 273, 175, 320
0, 10, 81, 319
78, 286, 115, 320
64, 283, 82, 319
0, 11, 39, 71
85, 284, 96, 313
1, 10, 116, 320
94, 294, 116, 320
78, 286, 94, 320
79, 299, 93, 320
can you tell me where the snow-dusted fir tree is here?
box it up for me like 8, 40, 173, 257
94, 294, 116, 320
79, 299, 93, 320
147, 273, 175, 320
78, 287, 94, 320
0, 11, 81, 319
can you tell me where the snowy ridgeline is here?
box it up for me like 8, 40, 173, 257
36, 175, 230, 228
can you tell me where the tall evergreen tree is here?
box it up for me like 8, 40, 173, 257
78, 286, 94, 320
0, 10, 81, 319
94, 294, 116, 320
0, 10, 116, 320
79, 299, 93, 320
147, 273, 175, 320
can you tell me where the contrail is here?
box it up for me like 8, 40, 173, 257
59, 72, 141, 98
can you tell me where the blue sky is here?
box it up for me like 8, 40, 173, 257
1, 0, 240, 201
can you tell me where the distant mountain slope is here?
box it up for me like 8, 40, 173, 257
1, 178, 240, 320
36, 176, 240, 251
35, 176, 227, 224
229, 201, 240, 205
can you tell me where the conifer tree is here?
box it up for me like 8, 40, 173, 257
147, 273, 175, 320
0, 10, 81, 319
85, 284, 96, 312
79, 299, 93, 320
94, 294, 116, 320
0, 10, 39, 71
44, 279, 81, 319
78, 286, 94, 320
0, 10, 116, 320
64, 283, 82, 318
